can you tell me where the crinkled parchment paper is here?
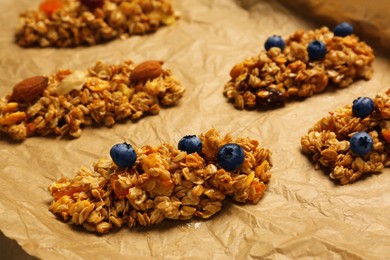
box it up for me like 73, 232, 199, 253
1, 0, 390, 259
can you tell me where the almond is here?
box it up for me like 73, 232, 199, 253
130, 61, 164, 82
11, 75, 48, 103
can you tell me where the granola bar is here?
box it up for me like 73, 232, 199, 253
48, 129, 272, 233
0, 60, 184, 140
224, 26, 374, 109
301, 89, 390, 184
16, 0, 177, 47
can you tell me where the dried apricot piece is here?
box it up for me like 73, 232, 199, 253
381, 129, 390, 144
39, 0, 63, 16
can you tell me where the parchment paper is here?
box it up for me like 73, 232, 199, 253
1, 0, 390, 259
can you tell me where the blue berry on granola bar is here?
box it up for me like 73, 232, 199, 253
264, 35, 285, 51
307, 40, 327, 60
110, 143, 137, 168
350, 132, 373, 156
217, 143, 245, 171
333, 22, 354, 37
178, 135, 202, 154
352, 97, 375, 118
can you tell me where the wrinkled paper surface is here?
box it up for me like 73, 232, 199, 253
1, 0, 390, 259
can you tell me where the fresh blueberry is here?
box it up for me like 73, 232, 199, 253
333, 22, 354, 37
352, 97, 375, 118
307, 40, 327, 60
178, 135, 202, 154
350, 132, 373, 156
264, 35, 285, 51
217, 143, 245, 171
110, 142, 137, 168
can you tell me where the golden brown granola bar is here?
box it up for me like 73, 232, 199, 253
0, 60, 184, 140
224, 26, 374, 109
301, 89, 390, 184
16, 0, 177, 47
48, 129, 272, 233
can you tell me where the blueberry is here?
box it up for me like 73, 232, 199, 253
110, 142, 137, 168
350, 132, 373, 156
307, 40, 327, 60
333, 22, 354, 37
264, 35, 285, 51
217, 143, 245, 171
352, 97, 374, 118
178, 135, 202, 154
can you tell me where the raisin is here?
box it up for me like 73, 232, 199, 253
256, 88, 286, 106
81, 0, 103, 9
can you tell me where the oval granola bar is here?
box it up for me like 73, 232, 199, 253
48, 129, 272, 233
0, 60, 185, 140
224, 26, 374, 109
16, 0, 178, 48
301, 89, 390, 184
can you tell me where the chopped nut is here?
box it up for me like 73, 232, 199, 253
57, 70, 87, 96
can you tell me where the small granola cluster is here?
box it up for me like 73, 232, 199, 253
48, 129, 272, 233
16, 0, 177, 47
301, 89, 390, 184
0, 60, 184, 140
224, 26, 375, 109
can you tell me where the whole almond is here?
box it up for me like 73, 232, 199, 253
11, 75, 48, 103
131, 61, 164, 82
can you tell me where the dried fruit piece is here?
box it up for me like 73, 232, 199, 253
131, 61, 164, 82
11, 76, 48, 103
256, 88, 287, 106
381, 129, 390, 144
39, 0, 63, 16
81, 0, 103, 10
